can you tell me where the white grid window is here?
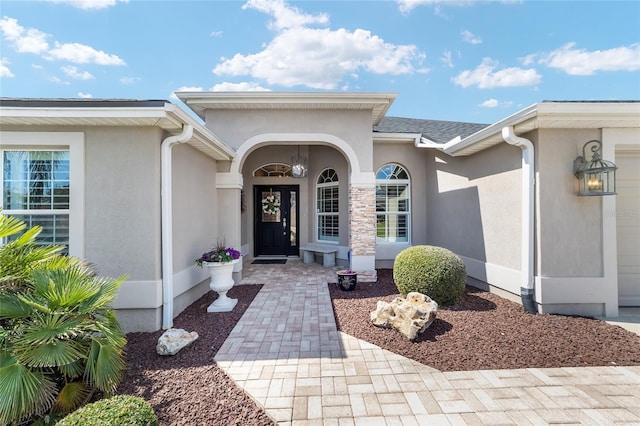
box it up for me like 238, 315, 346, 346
3, 150, 70, 249
1, 132, 84, 257
376, 163, 410, 243
316, 168, 339, 242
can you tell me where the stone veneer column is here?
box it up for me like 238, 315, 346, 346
349, 185, 377, 282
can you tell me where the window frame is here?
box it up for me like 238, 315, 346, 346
1, 132, 85, 257
316, 168, 339, 243
375, 163, 411, 244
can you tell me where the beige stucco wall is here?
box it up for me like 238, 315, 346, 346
425, 142, 523, 280
83, 127, 162, 279
536, 128, 604, 276
205, 109, 374, 173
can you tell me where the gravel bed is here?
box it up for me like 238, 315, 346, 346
116, 270, 640, 425
117, 285, 275, 426
330, 269, 640, 371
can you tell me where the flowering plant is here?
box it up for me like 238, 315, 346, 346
262, 194, 280, 215
196, 240, 241, 266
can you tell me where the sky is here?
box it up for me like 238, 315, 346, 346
0, 0, 639, 124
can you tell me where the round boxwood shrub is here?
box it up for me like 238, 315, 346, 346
393, 245, 466, 305
58, 395, 158, 426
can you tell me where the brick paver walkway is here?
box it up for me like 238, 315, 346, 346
214, 259, 640, 425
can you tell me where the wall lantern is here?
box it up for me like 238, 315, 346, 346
573, 140, 617, 196
291, 145, 307, 178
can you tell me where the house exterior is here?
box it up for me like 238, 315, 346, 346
1, 94, 638, 332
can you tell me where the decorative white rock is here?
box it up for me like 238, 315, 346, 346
156, 328, 199, 356
370, 292, 439, 341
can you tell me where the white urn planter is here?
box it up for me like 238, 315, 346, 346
204, 258, 240, 312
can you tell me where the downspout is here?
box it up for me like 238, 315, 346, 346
161, 124, 193, 329
501, 126, 537, 314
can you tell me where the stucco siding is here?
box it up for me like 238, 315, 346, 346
536, 129, 603, 276
426, 143, 522, 271
172, 143, 219, 270
206, 109, 374, 172
83, 127, 162, 280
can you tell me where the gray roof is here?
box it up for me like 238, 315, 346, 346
374, 116, 488, 144
0, 98, 168, 108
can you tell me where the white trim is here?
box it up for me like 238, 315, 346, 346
535, 276, 617, 316
459, 255, 522, 296
0, 131, 85, 258
229, 133, 362, 177
351, 254, 375, 272
112, 279, 163, 309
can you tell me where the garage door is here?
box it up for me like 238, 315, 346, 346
616, 150, 640, 306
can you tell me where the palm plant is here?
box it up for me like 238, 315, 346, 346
0, 210, 128, 425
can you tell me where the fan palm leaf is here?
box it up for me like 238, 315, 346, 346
0, 350, 57, 425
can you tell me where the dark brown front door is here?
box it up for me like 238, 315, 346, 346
254, 185, 299, 256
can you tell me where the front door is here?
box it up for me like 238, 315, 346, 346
254, 185, 299, 256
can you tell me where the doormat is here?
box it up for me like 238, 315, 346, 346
252, 259, 287, 265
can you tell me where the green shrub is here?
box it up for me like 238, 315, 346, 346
393, 245, 466, 305
0, 211, 128, 425
58, 395, 158, 426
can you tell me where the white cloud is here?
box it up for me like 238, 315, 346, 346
537, 42, 640, 75
215, 0, 424, 89
45, 0, 128, 10
0, 58, 14, 77
0, 17, 49, 54
243, 0, 329, 31
441, 50, 454, 67
48, 75, 69, 85
119, 76, 139, 84
169, 86, 203, 101
396, 0, 477, 14
461, 30, 482, 45
77, 91, 93, 98
210, 31, 223, 38
48, 42, 125, 65
211, 82, 271, 91
214, 27, 424, 89
0, 17, 125, 66
452, 58, 541, 88
479, 98, 514, 108
480, 98, 498, 108
62, 65, 94, 80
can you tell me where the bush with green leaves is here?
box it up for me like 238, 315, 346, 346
57, 395, 158, 426
393, 245, 467, 305
0, 210, 128, 425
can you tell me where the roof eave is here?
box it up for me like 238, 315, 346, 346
443, 101, 640, 156
0, 103, 236, 161
177, 91, 398, 126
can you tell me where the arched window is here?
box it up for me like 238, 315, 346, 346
376, 163, 410, 243
316, 168, 339, 242
252, 163, 292, 177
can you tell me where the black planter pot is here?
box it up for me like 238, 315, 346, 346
337, 272, 357, 291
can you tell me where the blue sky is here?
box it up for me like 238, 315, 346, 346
1, 0, 639, 124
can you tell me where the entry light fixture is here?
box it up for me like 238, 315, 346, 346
291, 145, 307, 178
573, 140, 617, 196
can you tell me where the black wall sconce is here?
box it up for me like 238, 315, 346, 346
573, 139, 617, 196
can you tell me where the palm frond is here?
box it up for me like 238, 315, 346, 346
0, 211, 26, 239
0, 293, 33, 319
0, 350, 57, 425
85, 338, 126, 394
51, 381, 91, 414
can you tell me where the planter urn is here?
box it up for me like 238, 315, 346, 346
204, 258, 240, 312
337, 270, 357, 291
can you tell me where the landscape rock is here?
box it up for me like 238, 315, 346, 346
156, 328, 199, 356
370, 292, 438, 341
